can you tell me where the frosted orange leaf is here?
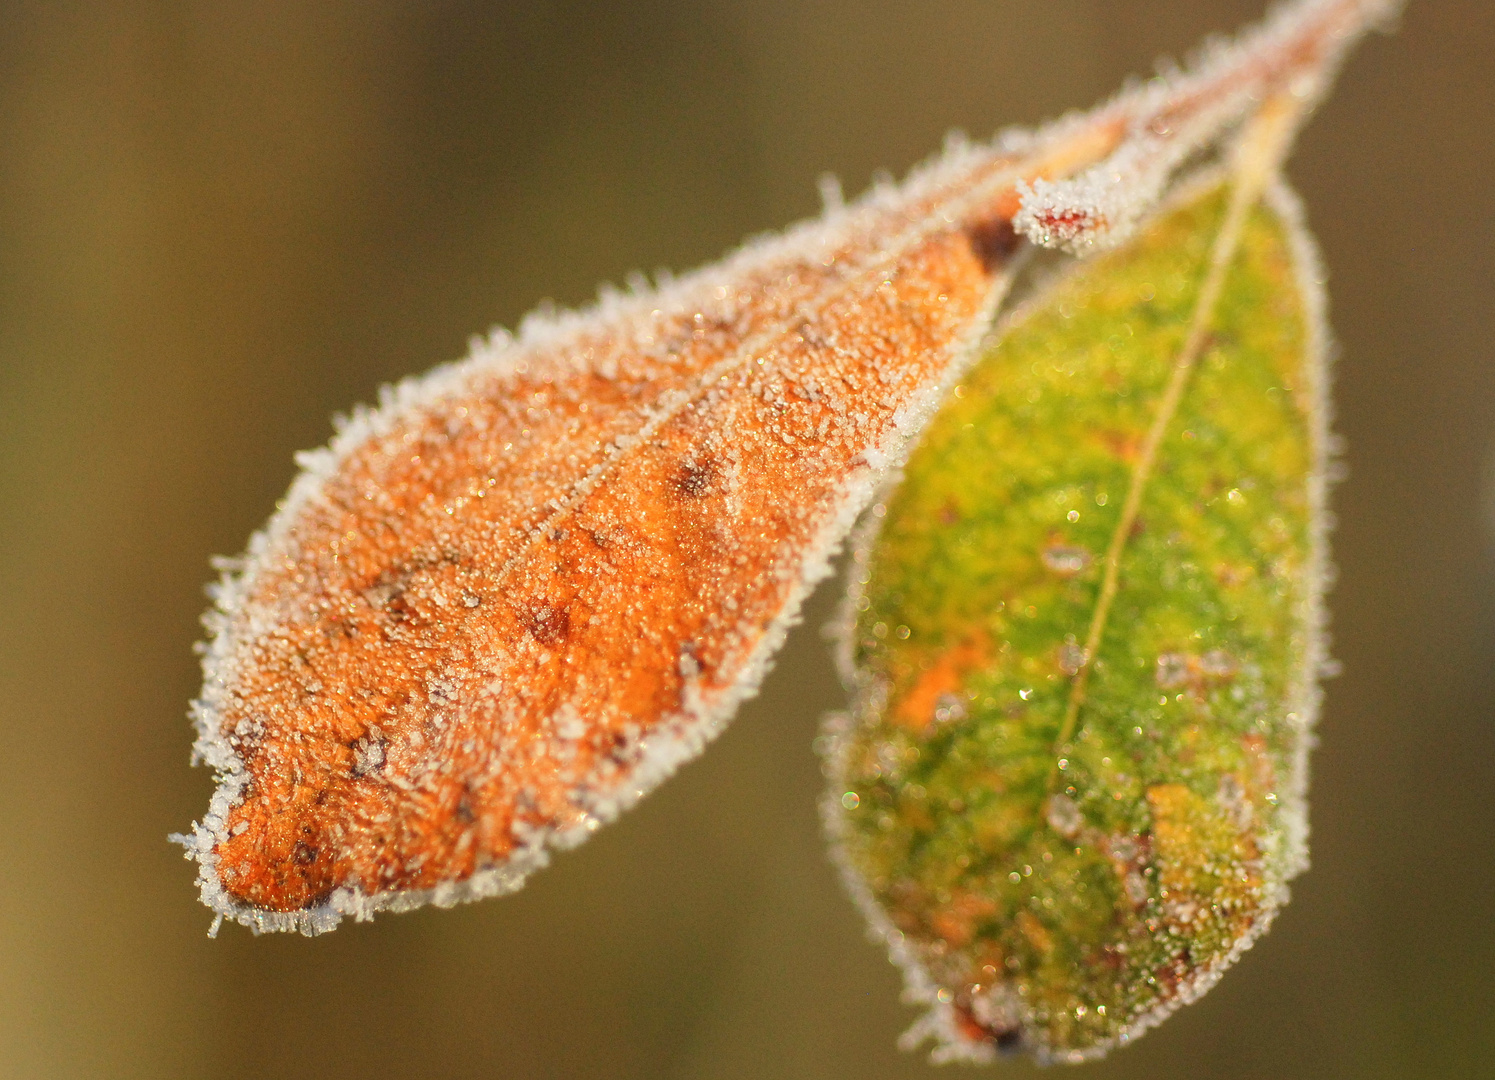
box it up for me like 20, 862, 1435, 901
177, 0, 1394, 934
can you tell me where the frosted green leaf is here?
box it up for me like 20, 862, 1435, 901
823, 173, 1331, 1063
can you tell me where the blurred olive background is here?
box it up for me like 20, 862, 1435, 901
1, 2, 1490, 1078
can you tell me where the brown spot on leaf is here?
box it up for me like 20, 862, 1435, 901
524, 602, 571, 646
993, 1028, 1024, 1053
965, 216, 1021, 274
455, 787, 477, 825
675, 457, 715, 498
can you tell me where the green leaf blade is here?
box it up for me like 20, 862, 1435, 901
826, 176, 1329, 1063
